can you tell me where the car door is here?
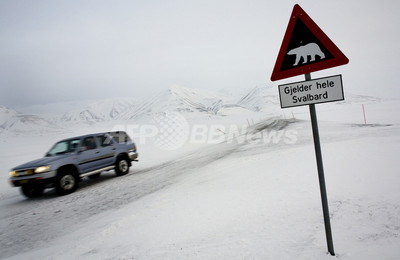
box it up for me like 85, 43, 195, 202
95, 134, 116, 167
78, 136, 102, 173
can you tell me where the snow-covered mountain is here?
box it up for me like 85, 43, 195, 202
58, 98, 137, 123
0, 87, 389, 132
337, 93, 383, 104
117, 86, 227, 119
0, 106, 60, 134
237, 86, 280, 112
236, 86, 386, 111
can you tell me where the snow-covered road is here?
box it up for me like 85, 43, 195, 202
0, 118, 295, 258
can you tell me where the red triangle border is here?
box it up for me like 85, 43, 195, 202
270, 4, 349, 81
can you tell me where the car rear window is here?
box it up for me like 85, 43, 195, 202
109, 131, 131, 144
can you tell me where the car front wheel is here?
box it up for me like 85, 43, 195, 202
115, 157, 130, 176
56, 170, 78, 195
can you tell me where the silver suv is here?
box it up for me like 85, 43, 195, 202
9, 131, 138, 198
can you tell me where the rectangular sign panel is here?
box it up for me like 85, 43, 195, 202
278, 74, 344, 108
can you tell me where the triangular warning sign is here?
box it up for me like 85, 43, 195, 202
270, 4, 349, 81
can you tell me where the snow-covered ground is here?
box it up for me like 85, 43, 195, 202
0, 87, 399, 259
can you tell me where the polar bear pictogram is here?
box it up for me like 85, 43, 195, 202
287, 43, 325, 66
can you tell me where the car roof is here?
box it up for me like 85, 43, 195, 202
57, 131, 127, 142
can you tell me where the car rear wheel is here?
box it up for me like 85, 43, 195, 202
21, 184, 44, 198
56, 170, 78, 195
115, 157, 130, 176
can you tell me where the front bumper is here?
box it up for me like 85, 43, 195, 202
129, 151, 139, 161
10, 171, 57, 187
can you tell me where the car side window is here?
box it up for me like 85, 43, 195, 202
69, 139, 80, 152
82, 136, 97, 150
97, 135, 113, 147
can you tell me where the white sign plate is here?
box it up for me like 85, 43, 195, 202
278, 74, 344, 108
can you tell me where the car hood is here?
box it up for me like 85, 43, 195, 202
12, 154, 73, 170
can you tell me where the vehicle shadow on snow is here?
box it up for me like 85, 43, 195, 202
17, 171, 124, 201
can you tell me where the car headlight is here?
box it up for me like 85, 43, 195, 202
9, 171, 18, 177
34, 166, 50, 174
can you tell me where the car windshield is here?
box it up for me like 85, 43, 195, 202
46, 138, 80, 156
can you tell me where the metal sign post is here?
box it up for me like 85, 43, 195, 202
305, 73, 335, 256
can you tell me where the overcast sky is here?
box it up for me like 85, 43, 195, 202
1, 0, 399, 109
